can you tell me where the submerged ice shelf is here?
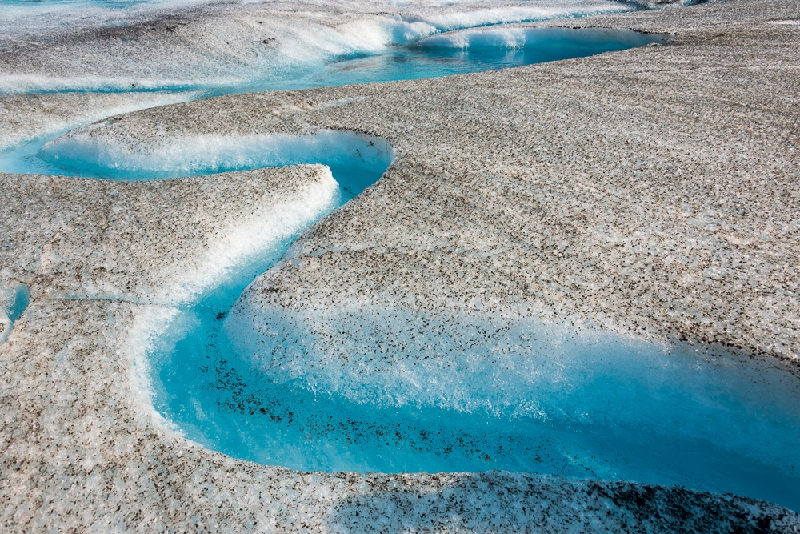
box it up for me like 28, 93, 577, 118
3, 22, 797, 514
153, 304, 800, 511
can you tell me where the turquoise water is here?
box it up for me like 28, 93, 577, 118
102, 132, 798, 510
0, 28, 665, 96
0, 282, 30, 343
154, 304, 800, 510
37, 130, 393, 190
3, 26, 798, 512
220, 28, 666, 94
35, 119, 799, 510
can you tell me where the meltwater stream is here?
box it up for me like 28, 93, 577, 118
212, 27, 667, 95
2, 27, 799, 511
0, 27, 662, 95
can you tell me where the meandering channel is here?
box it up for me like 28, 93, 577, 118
3, 27, 799, 511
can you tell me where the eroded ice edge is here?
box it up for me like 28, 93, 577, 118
3, 18, 796, 513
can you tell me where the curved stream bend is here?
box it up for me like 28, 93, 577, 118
3, 28, 798, 512
37, 125, 800, 512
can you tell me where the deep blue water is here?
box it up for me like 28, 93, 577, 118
3, 26, 799, 512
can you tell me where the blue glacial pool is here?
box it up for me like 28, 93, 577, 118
2, 26, 798, 512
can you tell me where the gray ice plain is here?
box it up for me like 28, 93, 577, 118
1, 0, 800, 532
